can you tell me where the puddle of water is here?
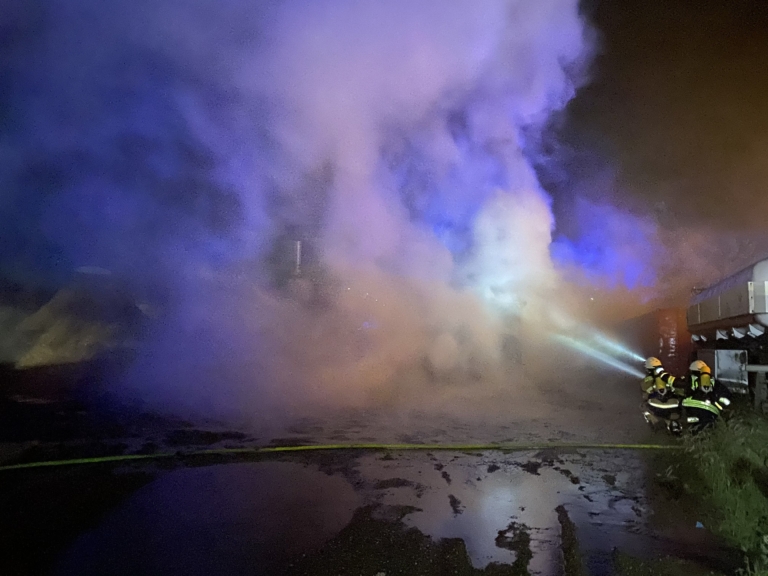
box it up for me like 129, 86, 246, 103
359, 450, 654, 576
47, 448, 716, 576
53, 461, 362, 576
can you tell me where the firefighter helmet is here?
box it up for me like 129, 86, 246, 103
645, 357, 662, 370
689, 359, 711, 374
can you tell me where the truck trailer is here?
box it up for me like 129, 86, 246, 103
612, 257, 768, 411
687, 258, 768, 411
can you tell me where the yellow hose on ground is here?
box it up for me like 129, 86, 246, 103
0, 442, 681, 473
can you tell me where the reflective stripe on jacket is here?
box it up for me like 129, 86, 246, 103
682, 397, 720, 416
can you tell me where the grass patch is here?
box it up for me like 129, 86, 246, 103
681, 413, 768, 571
613, 551, 725, 576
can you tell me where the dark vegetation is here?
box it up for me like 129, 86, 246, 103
650, 411, 768, 575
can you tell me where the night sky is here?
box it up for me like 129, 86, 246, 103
567, 0, 768, 225
549, 0, 768, 271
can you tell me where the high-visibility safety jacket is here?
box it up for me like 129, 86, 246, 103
678, 374, 733, 411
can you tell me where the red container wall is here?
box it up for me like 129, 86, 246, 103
613, 308, 693, 377
656, 308, 693, 376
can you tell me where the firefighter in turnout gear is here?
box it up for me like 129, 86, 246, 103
680, 360, 732, 433
641, 357, 683, 434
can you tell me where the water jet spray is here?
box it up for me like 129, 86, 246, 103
588, 333, 645, 363
552, 334, 644, 378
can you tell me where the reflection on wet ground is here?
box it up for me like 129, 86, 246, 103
47, 449, 720, 576
53, 462, 361, 576
361, 450, 652, 576
0, 368, 725, 576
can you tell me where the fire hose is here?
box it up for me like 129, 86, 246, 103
0, 441, 682, 473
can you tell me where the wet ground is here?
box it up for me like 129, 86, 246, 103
0, 361, 739, 575
1, 447, 734, 576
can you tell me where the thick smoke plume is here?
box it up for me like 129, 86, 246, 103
1, 0, 592, 423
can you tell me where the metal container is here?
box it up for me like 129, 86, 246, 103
613, 308, 693, 377
688, 258, 768, 336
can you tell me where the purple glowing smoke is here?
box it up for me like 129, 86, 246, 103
1, 0, 595, 421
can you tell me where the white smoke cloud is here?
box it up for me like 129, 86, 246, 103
4, 0, 594, 422
127, 0, 592, 421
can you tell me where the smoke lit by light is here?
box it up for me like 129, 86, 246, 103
552, 334, 645, 378
0, 0, 632, 422
588, 333, 645, 363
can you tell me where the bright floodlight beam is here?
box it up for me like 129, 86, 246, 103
589, 333, 645, 363
553, 334, 645, 378
545, 309, 644, 364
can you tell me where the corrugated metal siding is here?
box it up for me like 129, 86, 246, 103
688, 281, 768, 327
